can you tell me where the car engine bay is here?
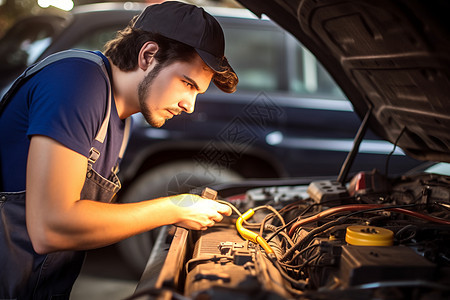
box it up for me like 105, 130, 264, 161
133, 169, 450, 299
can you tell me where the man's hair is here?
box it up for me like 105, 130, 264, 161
104, 18, 238, 93
104, 18, 196, 71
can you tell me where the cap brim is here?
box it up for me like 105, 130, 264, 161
196, 49, 233, 73
196, 49, 238, 93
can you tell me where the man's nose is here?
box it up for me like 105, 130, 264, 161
178, 96, 196, 114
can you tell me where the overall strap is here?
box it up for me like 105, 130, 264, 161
0, 49, 112, 143
119, 117, 132, 160
110, 117, 131, 175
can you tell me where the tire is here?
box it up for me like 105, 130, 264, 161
116, 160, 242, 275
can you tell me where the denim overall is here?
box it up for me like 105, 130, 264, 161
0, 50, 130, 299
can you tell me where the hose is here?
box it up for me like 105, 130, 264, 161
236, 209, 275, 257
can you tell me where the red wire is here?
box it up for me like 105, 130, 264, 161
288, 204, 450, 236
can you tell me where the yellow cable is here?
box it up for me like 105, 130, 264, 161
236, 209, 275, 255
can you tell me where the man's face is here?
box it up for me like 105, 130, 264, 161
138, 54, 214, 128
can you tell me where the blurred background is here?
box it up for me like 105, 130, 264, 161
0, 0, 241, 38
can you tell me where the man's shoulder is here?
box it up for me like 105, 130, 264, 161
38, 53, 107, 80
25, 51, 110, 119
29, 52, 109, 101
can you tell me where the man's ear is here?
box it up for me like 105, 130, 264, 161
138, 41, 159, 71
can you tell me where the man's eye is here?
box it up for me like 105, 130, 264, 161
184, 81, 193, 88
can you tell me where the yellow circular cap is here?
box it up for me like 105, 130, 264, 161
345, 225, 394, 246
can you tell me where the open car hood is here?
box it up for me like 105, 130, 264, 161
237, 0, 450, 163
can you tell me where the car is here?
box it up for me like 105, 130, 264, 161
0, 1, 429, 277
127, 0, 450, 299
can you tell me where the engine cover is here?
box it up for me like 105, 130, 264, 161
339, 245, 436, 286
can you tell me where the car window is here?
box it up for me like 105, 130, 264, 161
290, 38, 345, 98
220, 18, 345, 99
222, 24, 284, 92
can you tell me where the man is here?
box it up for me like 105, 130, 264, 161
0, 1, 237, 299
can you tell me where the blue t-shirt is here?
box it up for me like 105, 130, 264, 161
0, 51, 125, 192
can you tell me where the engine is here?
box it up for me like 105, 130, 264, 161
134, 171, 450, 299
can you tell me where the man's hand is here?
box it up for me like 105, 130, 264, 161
170, 194, 232, 230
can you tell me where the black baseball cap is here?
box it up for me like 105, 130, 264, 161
133, 1, 238, 93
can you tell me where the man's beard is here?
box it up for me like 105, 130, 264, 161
138, 63, 165, 128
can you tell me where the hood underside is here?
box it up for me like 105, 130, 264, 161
237, 0, 450, 163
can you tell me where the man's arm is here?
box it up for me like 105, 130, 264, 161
26, 135, 231, 254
